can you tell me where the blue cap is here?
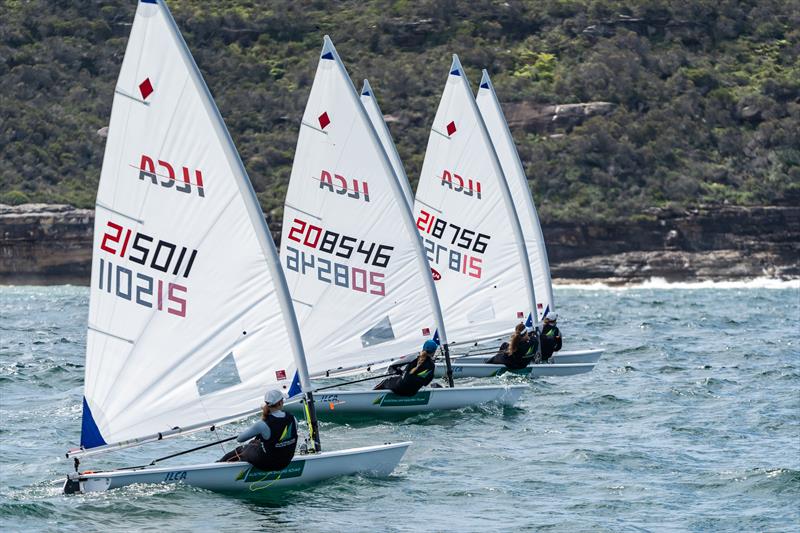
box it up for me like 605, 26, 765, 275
422, 340, 438, 353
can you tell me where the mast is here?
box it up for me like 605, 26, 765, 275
160, 1, 320, 451
360, 79, 415, 208
324, 37, 455, 386
451, 56, 539, 336
479, 70, 554, 319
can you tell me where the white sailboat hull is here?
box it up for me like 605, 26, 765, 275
453, 348, 604, 365
285, 385, 527, 418
65, 442, 410, 495
552, 348, 604, 364
436, 362, 596, 379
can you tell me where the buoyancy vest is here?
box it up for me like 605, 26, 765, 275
391, 356, 435, 396
540, 325, 562, 359
242, 413, 298, 471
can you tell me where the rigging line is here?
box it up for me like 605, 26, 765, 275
114, 435, 239, 471
311, 372, 395, 392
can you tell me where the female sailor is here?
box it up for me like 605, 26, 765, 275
486, 323, 537, 369
218, 389, 298, 471
374, 340, 438, 396
538, 314, 562, 363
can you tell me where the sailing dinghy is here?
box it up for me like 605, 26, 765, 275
62, 0, 409, 494
362, 65, 598, 379
459, 70, 604, 367
278, 38, 525, 419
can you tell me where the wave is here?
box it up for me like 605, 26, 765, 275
555, 276, 800, 290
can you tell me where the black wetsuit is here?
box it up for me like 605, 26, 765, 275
486, 335, 537, 369
539, 324, 562, 362
374, 356, 435, 396
218, 412, 298, 471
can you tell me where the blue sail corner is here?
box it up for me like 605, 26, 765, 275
80, 397, 107, 449
288, 371, 302, 398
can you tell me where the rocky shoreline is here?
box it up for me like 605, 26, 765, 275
1, 203, 797, 286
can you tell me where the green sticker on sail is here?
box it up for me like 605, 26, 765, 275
374, 391, 431, 407
239, 460, 306, 482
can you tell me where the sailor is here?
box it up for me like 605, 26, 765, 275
218, 389, 298, 471
539, 314, 562, 363
373, 340, 437, 396
486, 323, 536, 369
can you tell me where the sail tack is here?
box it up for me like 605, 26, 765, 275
280, 37, 440, 377
477, 71, 554, 321
82, 0, 301, 449
413, 56, 536, 344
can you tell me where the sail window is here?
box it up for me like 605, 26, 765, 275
196, 352, 242, 396
467, 301, 495, 324
360, 316, 395, 347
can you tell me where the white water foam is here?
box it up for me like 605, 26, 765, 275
554, 276, 800, 290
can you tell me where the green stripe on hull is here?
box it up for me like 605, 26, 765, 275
236, 460, 306, 483
373, 391, 431, 407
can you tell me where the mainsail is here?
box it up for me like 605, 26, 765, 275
280, 37, 446, 378
81, 0, 310, 450
412, 56, 537, 344
476, 71, 555, 321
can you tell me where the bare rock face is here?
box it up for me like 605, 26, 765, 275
1, 203, 797, 285
546, 205, 800, 284
504, 101, 615, 133
0, 204, 94, 284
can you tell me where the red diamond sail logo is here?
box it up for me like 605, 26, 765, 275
139, 78, 153, 100
517, 311, 524, 318
446, 121, 456, 136
422, 328, 431, 336
318, 112, 330, 130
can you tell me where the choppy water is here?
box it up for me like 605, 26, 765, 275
1, 284, 798, 532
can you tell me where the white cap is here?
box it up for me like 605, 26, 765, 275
264, 389, 285, 405
544, 313, 558, 322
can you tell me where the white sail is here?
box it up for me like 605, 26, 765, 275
360, 79, 414, 207
81, 0, 306, 450
476, 71, 555, 321
280, 37, 442, 378
413, 56, 536, 344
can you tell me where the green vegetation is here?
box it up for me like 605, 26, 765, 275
1, 0, 798, 222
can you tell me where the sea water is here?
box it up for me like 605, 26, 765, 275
1, 284, 798, 532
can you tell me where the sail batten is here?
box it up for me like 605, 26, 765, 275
80, 0, 309, 450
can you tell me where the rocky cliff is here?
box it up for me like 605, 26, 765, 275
1, 203, 797, 285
